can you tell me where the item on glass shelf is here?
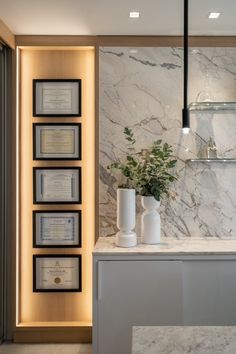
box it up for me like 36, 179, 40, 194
206, 136, 217, 159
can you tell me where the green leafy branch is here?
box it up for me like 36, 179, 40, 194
107, 127, 178, 201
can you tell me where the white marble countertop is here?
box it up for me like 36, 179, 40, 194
93, 236, 236, 255
132, 326, 236, 354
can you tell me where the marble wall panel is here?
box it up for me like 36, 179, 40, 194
99, 47, 236, 238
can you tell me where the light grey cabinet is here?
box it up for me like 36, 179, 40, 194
183, 260, 236, 325
93, 253, 236, 354
93, 260, 183, 354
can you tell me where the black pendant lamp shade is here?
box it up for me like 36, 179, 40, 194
182, 0, 190, 133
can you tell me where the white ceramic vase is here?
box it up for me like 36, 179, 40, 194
116, 188, 137, 247
141, 196, 161, 244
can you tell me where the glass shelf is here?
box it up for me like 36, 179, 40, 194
189, 102, 236, 112
187, 158, 236, 163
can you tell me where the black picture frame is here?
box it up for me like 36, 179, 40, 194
33, 254, 82, 292
33, 79, 82, 117
33, 210, 82, 248
33, 167, 82, 204
33, 123, 82, 160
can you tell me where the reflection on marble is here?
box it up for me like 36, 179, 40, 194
132, 326, 236, 354
94, 236, 236, 256
99, 47, 236, 238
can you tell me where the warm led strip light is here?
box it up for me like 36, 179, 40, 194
16, 47, 20, 326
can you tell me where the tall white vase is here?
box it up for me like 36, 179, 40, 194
116, 188, 137, 247
141, 196, 161, 244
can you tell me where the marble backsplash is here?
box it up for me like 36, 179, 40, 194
99, 47, 236, 238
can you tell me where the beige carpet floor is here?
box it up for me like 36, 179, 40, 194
0, 344, 92, 354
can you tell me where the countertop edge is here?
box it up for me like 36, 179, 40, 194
93, 250, 236, 256
93, 236, 236, 256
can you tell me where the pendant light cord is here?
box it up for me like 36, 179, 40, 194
183, 0, 188, 110
182, 0, 190, 132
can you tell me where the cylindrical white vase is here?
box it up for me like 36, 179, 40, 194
141, 196, 161, 244
116, 188, 137, 247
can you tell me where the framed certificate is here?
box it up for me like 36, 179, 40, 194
33, 79, 81, 117
33, 210, 81, 248
33, 167, 82, 204
33, 255, 82, 292
33, 123, 81, 160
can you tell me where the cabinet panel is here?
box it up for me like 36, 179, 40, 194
97, 260, 183, 354
183, 261, 236, 325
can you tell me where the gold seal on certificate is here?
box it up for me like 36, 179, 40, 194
33, 79, 81, 117
54, 277, 61, 284
33, 255, 82, 292
33, 123, 81, 160
33, 167, 82, 204
33, 211, 81, 247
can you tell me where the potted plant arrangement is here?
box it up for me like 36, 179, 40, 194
108, 127, 178, 245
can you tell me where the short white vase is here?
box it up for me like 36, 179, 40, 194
141, 196, 161, 244
116, 188, 137, 247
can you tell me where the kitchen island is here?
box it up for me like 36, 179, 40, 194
132, 326, 236, 354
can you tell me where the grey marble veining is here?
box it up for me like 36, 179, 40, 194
99, 47, 236, 239
132, 326, 236, 354
93, 236, 236, 256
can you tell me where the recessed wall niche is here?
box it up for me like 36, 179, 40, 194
16, 46, 95, 342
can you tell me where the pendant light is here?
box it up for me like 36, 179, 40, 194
182, 0, 190, 134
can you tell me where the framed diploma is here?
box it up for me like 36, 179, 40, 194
33, 123, 81, 160
33, 79, 81, 117
33, 210, 81, 248
33, 167, 82, 204
33, 255, 82, 292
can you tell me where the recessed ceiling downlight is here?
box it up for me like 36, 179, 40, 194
208, 12, 221, 19
129, 49, 138, 54
129, 11, 140, 18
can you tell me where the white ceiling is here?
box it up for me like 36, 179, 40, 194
0, 0, 235, 36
